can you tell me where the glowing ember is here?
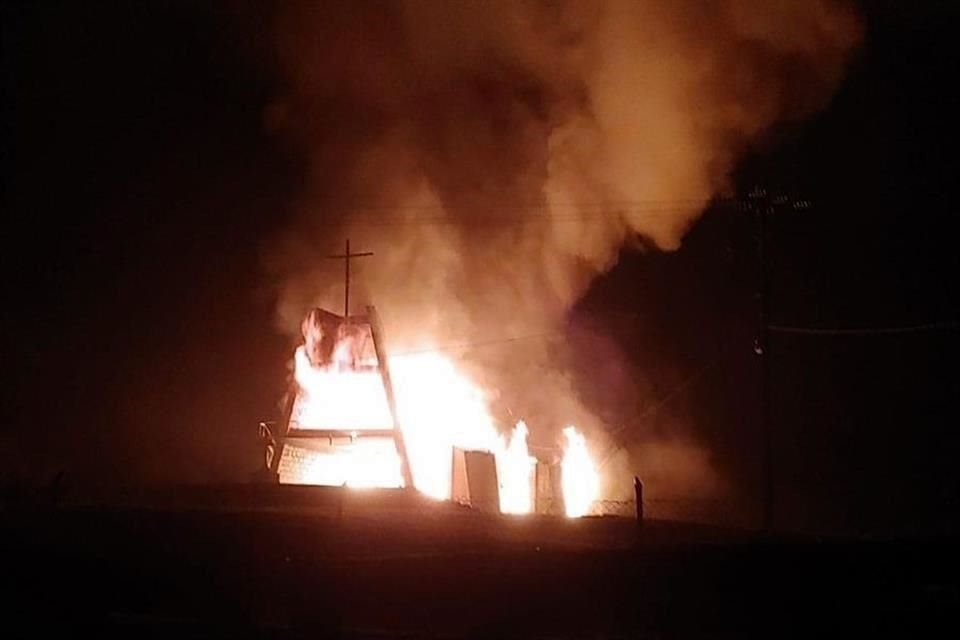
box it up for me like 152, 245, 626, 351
561, 426, 599, 518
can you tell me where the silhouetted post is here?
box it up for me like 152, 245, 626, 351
634, 475, 644, 526
750, 188, 808, 532
756, 193, 774, 532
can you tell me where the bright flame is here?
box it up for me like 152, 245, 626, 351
289, 337, 597, 516
288, 344, 404, 488
561, 426, 599, 518
390, 352, 501, 499
390, 353, 534, 513
293, 346, 393, 429
297, 438, 404, 489
497, 421, 536, 515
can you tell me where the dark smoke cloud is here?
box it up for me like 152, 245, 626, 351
261, 0, 860, 504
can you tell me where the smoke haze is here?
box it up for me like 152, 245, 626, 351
261, 0, 860, 509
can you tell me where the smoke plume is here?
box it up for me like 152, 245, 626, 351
262, 0, 860, 503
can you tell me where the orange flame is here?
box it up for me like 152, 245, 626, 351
291, 344, 596, 516
561, 426, 599, 517
389, 352, 502, 500
290, 345, 404, 488
293, 346, 394, 430
296, 437, 404, 488
497, 421, 536, 515
390, 353, 535, 513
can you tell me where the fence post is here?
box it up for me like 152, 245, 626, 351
634, 476, 644, 527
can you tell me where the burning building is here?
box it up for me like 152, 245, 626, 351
261, 306, 411, 489
257, 0, 862, 528
258, 306, 599, 518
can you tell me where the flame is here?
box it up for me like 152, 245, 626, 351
289, 344, 404, 488
293, 346, 395, 429
290, 339, 596, 516
389, 352, 501, 499
496, 421, 536, 515
297, 437, 404, 489
561, 426, 599, 518
390, 352, 534, 514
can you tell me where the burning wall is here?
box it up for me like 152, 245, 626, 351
286, 309, 598, 517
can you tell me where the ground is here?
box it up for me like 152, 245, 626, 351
3, 485, 957, 638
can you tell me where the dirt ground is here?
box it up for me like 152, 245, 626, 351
3, 485, 957, 638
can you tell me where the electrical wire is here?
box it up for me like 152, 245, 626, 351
768, 321, 960, 335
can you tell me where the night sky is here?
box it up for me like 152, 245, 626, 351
3, 0, 958, 536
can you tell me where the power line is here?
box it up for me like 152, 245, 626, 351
325, 209, 701, 229
607, 357, 720, 440
307, 194, 804, 215
388, 331, 563, 358
322, 197, 728, 213
594, 353, 726, 474
768, 321, 960, 336
294, 196, 774, 228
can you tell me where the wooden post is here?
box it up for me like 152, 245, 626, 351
634, 475, 644, 526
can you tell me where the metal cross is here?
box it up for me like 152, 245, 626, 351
326, 239, 373, 321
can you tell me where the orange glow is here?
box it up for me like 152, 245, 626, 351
292, 346, 393, 430
561, 426, 599, 517
293, 438, 404, 488
497, 421, 535, 514
288, 343, 404, 488
289, 338, 597, 516
389, 352, 536, 513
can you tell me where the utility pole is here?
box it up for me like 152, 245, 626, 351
750, 188, 805, 532
326, 239, 373, 322
745, 188, 774, 531
755, 190, 774, 532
